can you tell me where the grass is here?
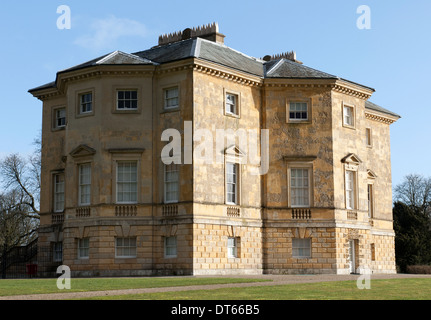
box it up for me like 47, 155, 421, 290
84, 278, 431, 300
0, 277, 269, 297
2, 277, 431, 300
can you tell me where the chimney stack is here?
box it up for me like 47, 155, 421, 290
158, 22, 225, 46
261, 51, 302, 64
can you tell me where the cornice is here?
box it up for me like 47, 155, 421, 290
332, 79, 374, 100
263, 78, 374, 100
31, 64, 158, 100
30, 87, 63, 101
192, 58, 263, 87
31, 57, 378, 105
56, 65, 156, 92
263, 78, 335, 89
365, 110, 399, 124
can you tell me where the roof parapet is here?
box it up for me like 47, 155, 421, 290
158, 22, 225, 46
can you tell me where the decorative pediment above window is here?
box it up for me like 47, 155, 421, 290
225, 145, 246, 157
69, 144, 96, 158
367, 169, 377, 179
341, 153, 362, 165
225, 145, 246, 163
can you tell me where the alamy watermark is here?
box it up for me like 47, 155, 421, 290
161, 121, 269, 175
356, 266, 371, 290
56, 265, 71, 290
357, 5, 371, 30
57, 5, 71, 30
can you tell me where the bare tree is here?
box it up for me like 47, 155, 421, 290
0, 153, 40, 218
394, 173, 431, 214
0, 189, 38, 249
0, 133, 41, 252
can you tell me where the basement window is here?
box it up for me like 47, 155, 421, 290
164, 236, 177, 258
78, 238, 90, 259
115, 237, 137, 258
228, 237, 239, 258
292, 238, 311, 258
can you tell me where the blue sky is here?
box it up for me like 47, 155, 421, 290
0, 0, 430, 190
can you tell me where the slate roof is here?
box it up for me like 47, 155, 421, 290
29, 51, 157, 93
96, 51, 155, 65
59, 51, 156, 74
29, 37, 399, 120
264, 58, 337, 79
133, 38, 264, 77
365, 101, 401, 119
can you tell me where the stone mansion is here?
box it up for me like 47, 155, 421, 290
29, 23, 400, 277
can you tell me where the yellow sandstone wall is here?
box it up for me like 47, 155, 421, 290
35, 58, 396, 276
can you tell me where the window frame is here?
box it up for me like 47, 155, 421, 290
371, 243, 376, 261
286, 161, 314, 209
116, 89, 138, 111
288, 101, 309, 122
115, 237, 137, 258
225, 162, 240, 205
77, 238, 90, 259
78, 163, 91, 206
342, 103, 356, 128
53, 107, 66, 130
366, 127, 373, 147
78, 91, 94, 116
345, 170, 357, 210
227, 237, 239, 258
116, 161, 138, 204
290, 168, 311, 208
292, 238, 311, 258
224, 89, 241, 118
53, 242, 63, 262
367, 183, 374, 219
163, 86, 179, 110
164, 236, 178, 258
53, 172, 65, 213
164, 164, 179, 204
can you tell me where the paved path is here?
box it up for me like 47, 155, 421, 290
1, 273, 430, 300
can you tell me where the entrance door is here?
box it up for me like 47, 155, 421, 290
348, 240, 356, 274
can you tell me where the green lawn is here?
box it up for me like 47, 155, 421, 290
2, 277, 431, 300
85, 278, 431, 300
0, 277, 269, 297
